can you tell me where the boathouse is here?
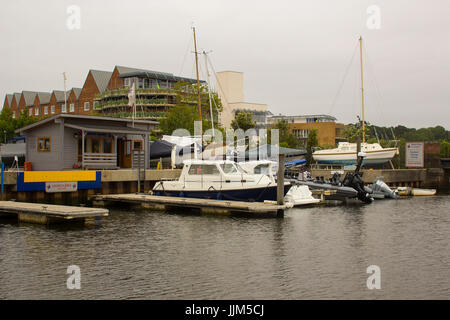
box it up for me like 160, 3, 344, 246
15, 114, 157, 170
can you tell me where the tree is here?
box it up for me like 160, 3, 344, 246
269, 119, 299, 149
0, 107, 37, 143
305, 129, 318, 164
231, 111, 256, 132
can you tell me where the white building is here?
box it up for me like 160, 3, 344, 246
216, 71, 268, 129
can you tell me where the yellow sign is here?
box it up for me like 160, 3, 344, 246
24, 171, 97, 183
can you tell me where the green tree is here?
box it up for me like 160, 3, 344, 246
269, 119, 299, 149
0, 107, 37, 143
305, 129, 318, 164
231, 111, 256, 132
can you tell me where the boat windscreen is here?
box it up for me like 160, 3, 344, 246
220, 163, 239, 174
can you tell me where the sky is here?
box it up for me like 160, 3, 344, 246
1, 0, 449, 129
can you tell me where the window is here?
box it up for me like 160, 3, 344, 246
44, 106, 48, 115
37, 137, 51, 152
124, 78, 130, 87
90, 138, 100, 153
138, 78, 143, 89
93, 101, 99, 110
12, 112, 16, 119
62, 103, 67, 113
103, 138, 112, 153
35, 108, 39, 116
51, 105, 55, 114
220, 163, 238, 174
188, 164, 220, 175
29, 108, 32, 116
84, 102, 90, 111
70, 103, 75, 112
132, 140, 142, 151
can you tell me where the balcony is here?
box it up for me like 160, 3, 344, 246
96, 88, 178, 100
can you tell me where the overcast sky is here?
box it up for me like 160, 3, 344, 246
1, 0, 449, 129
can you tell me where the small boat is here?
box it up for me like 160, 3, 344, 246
396, 187, 437, 196
239, 160, 320, 206
152, 159, 291, 202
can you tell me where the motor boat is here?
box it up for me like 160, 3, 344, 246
152, 159, 291, 202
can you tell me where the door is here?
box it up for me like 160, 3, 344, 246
118, 139, 132, 168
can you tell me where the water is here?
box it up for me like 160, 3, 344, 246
0, 196, 448, 299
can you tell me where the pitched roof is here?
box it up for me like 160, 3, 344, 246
22, 91, 38, 107
5, 94, 13, 105
52, 90, 67, 103
37, 92, 51, 104
90, 70, 113, 93
13, 93, 21, 103
71, 87, 82, 99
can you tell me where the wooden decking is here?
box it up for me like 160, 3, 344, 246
0, 201, 109, 224
90, 193, 292, 215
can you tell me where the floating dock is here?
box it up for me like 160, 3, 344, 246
0, 201, 109, 224
90, 193, 291, 216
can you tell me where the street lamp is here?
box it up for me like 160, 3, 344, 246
3, 130, 6, 144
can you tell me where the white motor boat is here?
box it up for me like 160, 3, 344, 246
152, 159, 291, 202
313, 142, 398, 166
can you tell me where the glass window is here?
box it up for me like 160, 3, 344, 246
133, 140, 142, 150
62, 103, 67, 113
70, 103, 75, 112
254, 164, 270, 175
37, 137, 51, 152
84, 102, 90, 111
188, 164, 220, 175
103, 138, 112, 153
51, 105, 55, 114
90, 138, 100, 153
12, 112, 16, 119
93, 101, 99, 110
44, 106, 48, 115
220, 163, 238, 174
29, 108, 32, 116
35, 108, 39, 116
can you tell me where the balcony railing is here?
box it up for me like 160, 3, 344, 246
96, 88, 177, 100
83, 153, 117, 169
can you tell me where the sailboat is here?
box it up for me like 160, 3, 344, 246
313, 37, 399, 166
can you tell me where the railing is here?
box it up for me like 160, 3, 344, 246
95, 88, 177, 100
83, 153, 117, 169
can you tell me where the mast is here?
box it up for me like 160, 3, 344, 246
359, 36, 365, 143
63, 72, 67, 112
203, 50, 215, 137
192, 27, 202, 120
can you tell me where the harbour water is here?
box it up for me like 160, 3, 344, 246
0, 195, 448, 299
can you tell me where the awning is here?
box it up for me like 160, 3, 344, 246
64, 123, 149, 135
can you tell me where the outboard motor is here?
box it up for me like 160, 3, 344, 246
342, 152, 373, 203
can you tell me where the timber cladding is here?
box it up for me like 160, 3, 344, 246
289, 122, 345, 146
107, 67, 124, 90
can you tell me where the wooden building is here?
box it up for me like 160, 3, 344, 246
16, 114, 157, 171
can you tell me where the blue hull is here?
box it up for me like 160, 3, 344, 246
154, 185, 291, 202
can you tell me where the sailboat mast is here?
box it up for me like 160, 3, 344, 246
192, 27, 202, 120
203, 51, 215, 137
359, 36, 365, 143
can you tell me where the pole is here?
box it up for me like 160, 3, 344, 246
192, 27, 202, 120
277, 153, 286, 218
203, 51, 215, 137
1, 162, 4, 201
359, 36, 365, 143
63, 72, 67, 113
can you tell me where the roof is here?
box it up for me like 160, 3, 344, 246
16, 114, 157, 133
90, 70, 113, 93
116, 65, 203, 84
13, 93, 21, 103
64, 123, 150, 135
269, 114, 337, 121
71, 88, 82, 99
22, 91, 38, 107
37, 92, 51, 104
51, 90, 67, 103
6, 94, 13, 105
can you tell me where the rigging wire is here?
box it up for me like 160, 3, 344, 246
178, 30, 193, 77
328, 41, 360, 116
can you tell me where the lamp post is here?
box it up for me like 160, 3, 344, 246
3, 130, 6, 144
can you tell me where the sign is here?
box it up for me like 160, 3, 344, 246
405, 142, 424, 167
45, 181, 78, 193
